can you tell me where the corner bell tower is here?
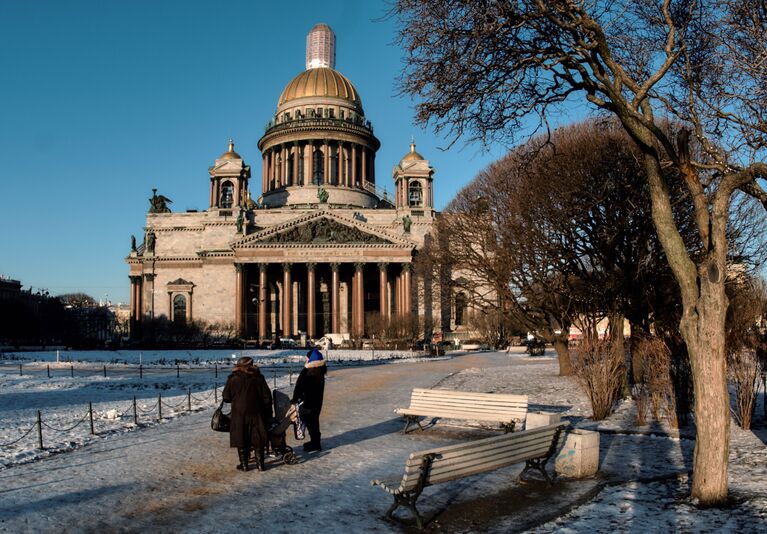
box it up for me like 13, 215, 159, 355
392, 141, 435, 214
208, 139, 251, 211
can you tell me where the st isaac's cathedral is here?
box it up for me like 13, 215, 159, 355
126, 24, 450, 343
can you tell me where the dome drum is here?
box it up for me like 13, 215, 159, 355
260, 185, 379, 209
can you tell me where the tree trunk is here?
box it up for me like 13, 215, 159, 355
640, 151, 730, 504
608, 311, 627, 395
552, 336, 572, 376
682, 275, 730, 504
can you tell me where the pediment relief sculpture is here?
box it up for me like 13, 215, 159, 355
261, 217, 391, 245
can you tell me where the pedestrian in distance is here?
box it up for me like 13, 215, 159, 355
291, 348, 327, 452
222, 356, 273, 472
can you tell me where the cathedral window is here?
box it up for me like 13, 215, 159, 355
298, 146, 305, 185
221, 181, 234, 208
286, 151, 294, 186
173, 294, 187, 325
313, 148, 324, 185
408, 181, 423, 207
455, 292, 466, 326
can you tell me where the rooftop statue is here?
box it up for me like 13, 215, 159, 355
318, 187, 329, 204
149, 188, 172, 213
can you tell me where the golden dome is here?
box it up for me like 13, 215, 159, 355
402, 141, 424, 162
278, 67, 361, 108
219, 139, 242, 160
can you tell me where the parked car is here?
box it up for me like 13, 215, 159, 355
461, 339, 483, 351
525, 338, 546, 356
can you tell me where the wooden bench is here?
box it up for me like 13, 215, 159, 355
395, 388, 528, 433
371, 422, 568, 529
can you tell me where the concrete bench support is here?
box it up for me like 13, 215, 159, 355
555, 428, 599, 478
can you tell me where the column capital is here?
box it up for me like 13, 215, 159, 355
377, 262, 388, 272
234, 263, 245, 273
143, 273, 156, 282
283, 262, 292, 272
306, 262, 317, 272
330, 262, 340, 273
354, 262, 365, 273
129, 275, 142, 283
258, 263, 268, 273
401, 262, 411, 273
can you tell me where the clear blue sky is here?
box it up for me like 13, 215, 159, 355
0, 0, 513, 304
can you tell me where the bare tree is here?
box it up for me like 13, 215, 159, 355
393, 0, 767, 503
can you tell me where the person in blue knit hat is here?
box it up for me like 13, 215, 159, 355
291, 348, 327, 452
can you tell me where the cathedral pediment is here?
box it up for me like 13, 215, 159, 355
232, 211, 412, 248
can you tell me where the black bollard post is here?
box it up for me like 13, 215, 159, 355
176, 365, 180, 379
47, 365, 50, 378
139, 364, 143, 379
273, 371, 276, 389
289, 370, 293, 385
158, 393, 162, 421
214, 383, 218, 403
187, 389, 191, 412
103, 365, 106, 378
215, 364, 218, 378
89, 402, 95, 435
37, 410, 43, 449
70, 365, 74, 378
19, 364, 22, 376
133, 396, 138, 425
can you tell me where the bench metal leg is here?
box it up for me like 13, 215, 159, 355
385, 492, 425, 530
519, 458, 552, 484
403, 415, 425, 433
501, 421, 516, 433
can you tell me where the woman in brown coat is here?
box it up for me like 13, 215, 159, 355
222, 357, 273, 472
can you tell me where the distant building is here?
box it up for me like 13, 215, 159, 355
126, 24, 456, 342
0, 276, 22, 302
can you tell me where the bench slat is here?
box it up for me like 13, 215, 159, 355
396, 410, 524, 423
412, 388, 527, 401
406, 422, 562, 459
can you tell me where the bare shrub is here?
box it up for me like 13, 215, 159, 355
632, 383, 649, 426
632, 336, 678, 428
728, 349, 762, 430
570, 338, 624, 420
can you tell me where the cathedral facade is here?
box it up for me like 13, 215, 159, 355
126, 24, 447, 343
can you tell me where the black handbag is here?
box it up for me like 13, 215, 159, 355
211, 401, 230, 432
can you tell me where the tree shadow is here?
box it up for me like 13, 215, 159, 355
321, 417, 404, 449
0, 483, 135, 519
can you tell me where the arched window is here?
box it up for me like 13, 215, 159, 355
220, 181, 234, 208
286, 151, 294, 186
173, 294, 187, 325
409, 181, 423, 207
455, 293, 467, 326
313, 148, 324, 185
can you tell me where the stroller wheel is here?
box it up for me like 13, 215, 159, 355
283, 451, 299, 465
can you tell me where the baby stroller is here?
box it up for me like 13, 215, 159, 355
261, 389, 303, 465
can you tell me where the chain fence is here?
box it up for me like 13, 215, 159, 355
0, 384, 227, 451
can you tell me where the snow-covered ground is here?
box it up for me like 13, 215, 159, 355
0, 348, 430, 468
1, 348, 765, 533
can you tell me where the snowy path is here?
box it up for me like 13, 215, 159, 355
0, 352, 511, 533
